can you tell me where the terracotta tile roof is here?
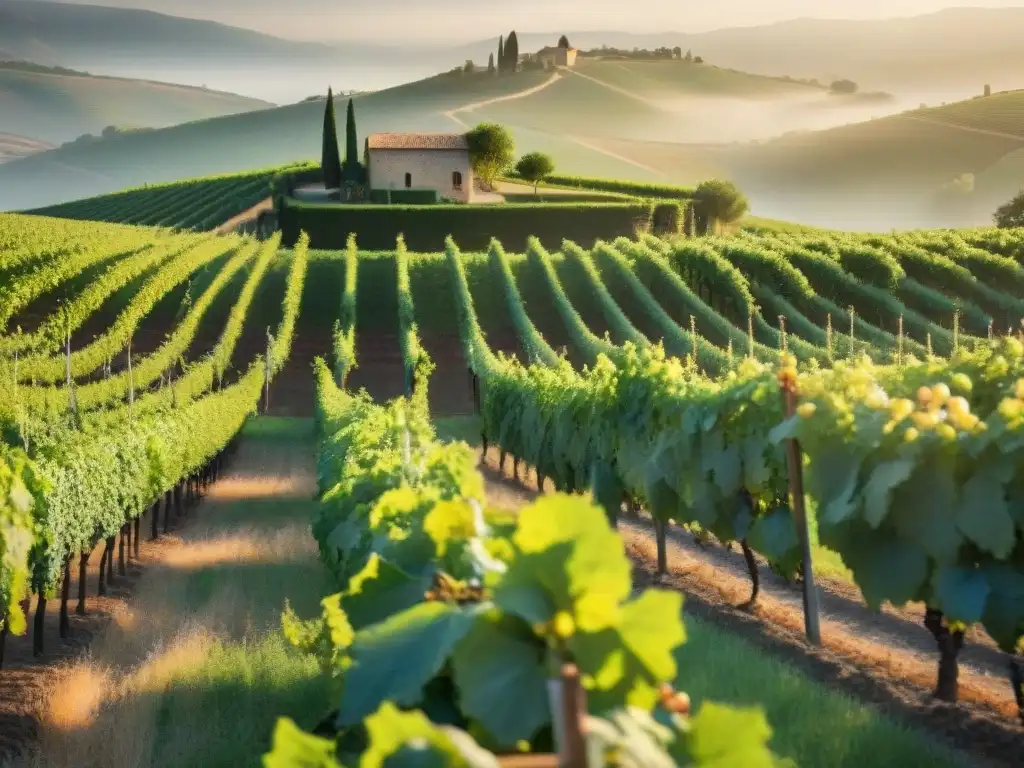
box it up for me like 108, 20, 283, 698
366, 133, 469, 151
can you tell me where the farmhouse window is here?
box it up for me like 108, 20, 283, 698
405, 173, 412, 188
452, 171, 463, 190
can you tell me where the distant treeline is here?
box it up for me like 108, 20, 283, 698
0, 60, 93, 77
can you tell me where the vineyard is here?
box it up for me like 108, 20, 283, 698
1, 208, 1023, 766
22, 163, 315, 233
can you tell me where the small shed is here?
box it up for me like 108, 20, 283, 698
365, 133, 475, 203
537, 46, 578, 68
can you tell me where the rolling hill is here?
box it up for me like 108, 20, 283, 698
0, 0, 443, 102
0, 61, 273, 146
451, 7, 1024, 97
0, 62, 832, 211
0, 131, 52, 163
2, 57, 1021, 230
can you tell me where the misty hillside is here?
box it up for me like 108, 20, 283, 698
0, 0, 440, 102
456, 8, 1024, 98
6, 68, 1018, 231
5, 2, 1024, 104
0, 60, 903, 212
0, 131, 52, 163
0, 61, 272, 147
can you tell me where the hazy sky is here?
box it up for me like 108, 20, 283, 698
34, 0, 1024, 42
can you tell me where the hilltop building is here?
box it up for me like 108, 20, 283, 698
365, 133, 475, 203
536, 45, 577, 68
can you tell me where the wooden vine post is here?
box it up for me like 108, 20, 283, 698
780, 377, 822, 646
59, 555, 72, 639
557, 663, 587, 768
655, 518, 668, 575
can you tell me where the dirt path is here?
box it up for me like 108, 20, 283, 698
443, 72, 563, 128
564, 67, 661, 110
467, 447, 1023, 765
564, 134, 666, 177
215, 196, 271, 235
5, 419, 333, 767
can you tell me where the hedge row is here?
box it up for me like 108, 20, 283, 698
503, 172, 695, 201
367, 188, 439, 204
278, 198, 658, 251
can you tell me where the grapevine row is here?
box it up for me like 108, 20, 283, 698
261, 354, 786, 765
444, 236, 1024, 712
8, 234, 233, 384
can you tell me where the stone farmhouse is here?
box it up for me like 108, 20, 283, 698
365, 133, 475, 203
536, 45, 578, 68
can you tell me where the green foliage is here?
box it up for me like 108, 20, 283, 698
465, 123, 515, 187
334, 234, 359, 387
514, 152, 556, 193
0, 444, 46, 634
268, 356, 786, 766
829, 79, 859, 94
2, 238, 258, 417
505, 172, 695, 202
367, 188, 438, 205
692, 180, 749, 233
341, 98, 364, 184
322, 88, 342, 190
396, 234, 433, 397
503, 31, 520, 73
994, 189, 1024, 229
26, 163, 313, 232
278, 198, 654, 251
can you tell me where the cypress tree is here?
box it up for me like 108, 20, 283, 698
488, 52, 495, 73
321, 87, 342, 189
505, 31, 519, 72
498, 35, 505, 73
342, 98, 361, 182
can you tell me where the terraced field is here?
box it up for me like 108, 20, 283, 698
2, 204, 1023, 766
23, 163, 314, 232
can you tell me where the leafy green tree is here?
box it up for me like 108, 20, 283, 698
321, 87, 342, 189
342, 98, 362, 183
673, 46, 682, 59
498, 35, 504, 73
829, 79, 858, 94
693, 179, 748, 234
488, 53, 495, 73
514, 152, 555, 194
558, 35, 571, 49
994, 190, 1024, 228
465, 123, 515, 187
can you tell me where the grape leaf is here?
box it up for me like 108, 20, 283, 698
747, 508, 798, 562
862, 458, 915, 528
803, 445, 860, 526
500, 495, 630, 633
890, 467, 961, 561
674, 702, 780, 768
340, 553, 432, 630
933, 566, 991, 624
338, 602, 479, 727
570, 590, 686, 713
451, 611, 550, 747
361, 702, 499, 768
844, 534, 928, 609
262, 717, 342, 768
956, 467, 1016, 558
980, 565, 1024, 652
